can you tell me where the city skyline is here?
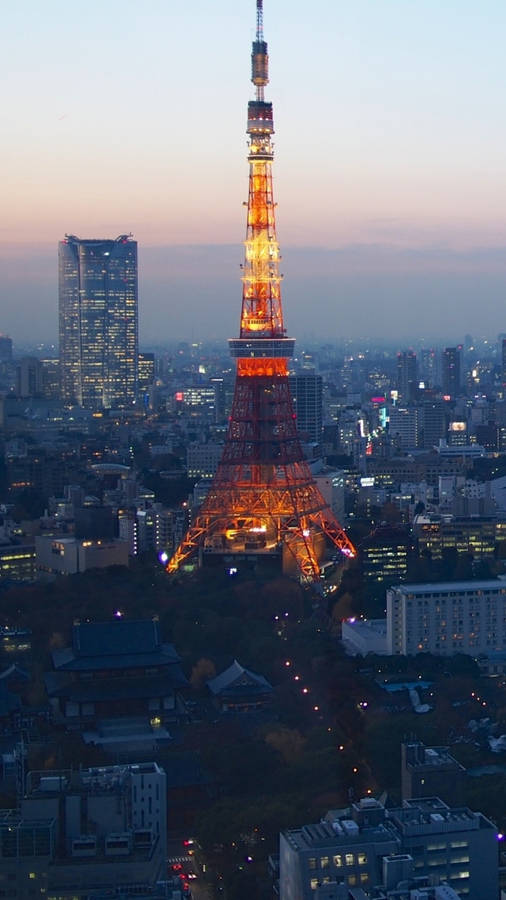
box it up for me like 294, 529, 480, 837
3, 0, 506, 342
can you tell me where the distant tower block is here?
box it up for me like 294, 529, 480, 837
167, 0, 356, 584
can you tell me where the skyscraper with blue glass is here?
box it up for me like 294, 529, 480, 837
58, 234, 138, 409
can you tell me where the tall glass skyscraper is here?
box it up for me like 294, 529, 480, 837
59, 234, 138, 409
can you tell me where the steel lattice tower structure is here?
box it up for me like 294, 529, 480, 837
167, 0, 356, 583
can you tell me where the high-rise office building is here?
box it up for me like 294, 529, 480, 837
420, 399, 448, 449
289, 371, 323, 443
389, 406, 419, 449
0, 335, 13, 364
59, 234, 138, 409
420, 348, 438, 389
442, 347, 462, 399
15, 357, 43, 398
396, 350, 417, 402
138, 352, 155, 394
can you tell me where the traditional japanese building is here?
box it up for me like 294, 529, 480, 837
207, 659, 272, 713
45, 619, 188, 734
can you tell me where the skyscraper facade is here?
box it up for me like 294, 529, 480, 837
396, 350, 417, 402
442, 346, 462, 399
59, 235, 138, 409
289, 372, 323, 443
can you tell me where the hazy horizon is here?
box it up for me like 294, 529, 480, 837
4, 0, 506, 346
2, 239, 506, 348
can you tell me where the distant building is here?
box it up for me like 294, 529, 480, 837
442, 347, 462, 399
401, 741, 466, 806
176, 385, 221, 423
15, 357, 44, 398
389, 407, 419, 450
313, 469, 346, 524
420, 400, 448, 449
361, 527, 411, 583
187, 441, 224, 480
420, 348, 438, 389
0, 335, 13, 364
414, 514, 497, 560
40, 357, 60, 399
138, 352, 155, 393
0, 544, 36, 583
35, 535, 129, 577
396, 351, 418, 403
289, 372, 323, 443
59, 234, 138, 409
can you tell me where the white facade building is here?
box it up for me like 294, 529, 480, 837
387, 579, 506, 656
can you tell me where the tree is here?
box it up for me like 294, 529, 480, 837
190, 658, 216, 689
264, 727, 306, 764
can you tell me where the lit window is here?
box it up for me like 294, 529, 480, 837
310, 878, 318, 890
358, 851, 367, 865
308, 858, 316, 870
333, 854, 342, 867
345, 853, 354, 866
320, 856, 329, 868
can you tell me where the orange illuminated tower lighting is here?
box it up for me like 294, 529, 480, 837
167, 0, 356, 583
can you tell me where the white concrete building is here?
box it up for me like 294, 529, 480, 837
386, 579, 506, 656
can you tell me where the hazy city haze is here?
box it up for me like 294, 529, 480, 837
3, 0, 506, 342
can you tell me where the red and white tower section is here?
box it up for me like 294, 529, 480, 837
167, 0, 356, 583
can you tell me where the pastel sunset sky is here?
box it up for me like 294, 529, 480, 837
3, 0, 506, 344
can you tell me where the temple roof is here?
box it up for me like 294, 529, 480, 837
52, 620, 181, 671
207, 659, 272, 696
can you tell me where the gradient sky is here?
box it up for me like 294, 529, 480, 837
3, 0, 506, 344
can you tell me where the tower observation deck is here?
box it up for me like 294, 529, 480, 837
167, 0, 356, 584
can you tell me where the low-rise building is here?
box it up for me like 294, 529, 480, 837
35, 535, 129, 576
17, 762, 166, 898
401, 741, 466, 806
207, 659, 273, 713
279, 797, 498, 900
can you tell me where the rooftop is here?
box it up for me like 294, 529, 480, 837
51, 619, 182, 672
207, 659, 272, 696
26, 762, 164, 796
390, 579, 505, 595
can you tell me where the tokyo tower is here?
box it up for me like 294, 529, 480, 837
167, 0, 356, 584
